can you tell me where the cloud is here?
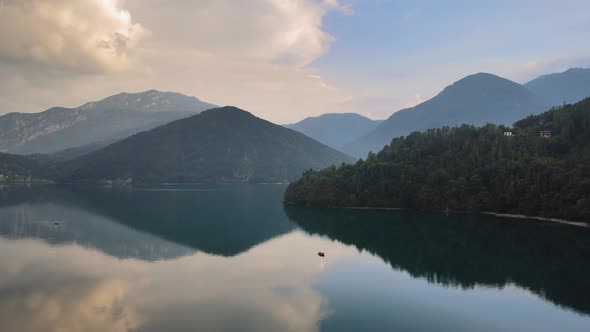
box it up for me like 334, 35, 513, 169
0, 0, 149, 73
124, 0, 352, 67
0, 0, 149, 72
323, 0, 354, 15
0, 0, 355, 123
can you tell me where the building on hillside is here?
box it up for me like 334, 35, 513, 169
503, 131, 513, 136
539, 130, 551, 138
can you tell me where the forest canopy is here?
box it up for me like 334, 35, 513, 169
284, 98, 590, 221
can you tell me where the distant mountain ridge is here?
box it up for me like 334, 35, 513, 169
285, 113, 382, 150
525, 68, 590, 106
0, 90, 216, 154
57, 106, 353, 184
344, 73, 549, 157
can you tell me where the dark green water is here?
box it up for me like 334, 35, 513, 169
0, 184, 589, 332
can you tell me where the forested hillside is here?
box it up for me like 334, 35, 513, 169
285, 98, 590, 221
0, 153, 46, 182
58, 106, 353, 184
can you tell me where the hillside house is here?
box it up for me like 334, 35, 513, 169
539, 130, 551, 138
503, 131, 513, 136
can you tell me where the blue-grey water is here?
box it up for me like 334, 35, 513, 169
0, 184, 589, 332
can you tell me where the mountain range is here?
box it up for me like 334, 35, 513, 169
0, 90, 216, 154
56, 106, 353, 183
284, 113, 382, 150
343, 73, 548, 157
525, 68, 590, 106
341, 68, 590, 157
0, 67, 588, 183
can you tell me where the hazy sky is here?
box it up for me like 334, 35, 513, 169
1, 0, 589, 123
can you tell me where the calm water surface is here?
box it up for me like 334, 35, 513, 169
0, 184, 589, 332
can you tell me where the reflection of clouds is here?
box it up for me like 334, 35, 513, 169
0, 279, 142, 332
0, 231, 362, 332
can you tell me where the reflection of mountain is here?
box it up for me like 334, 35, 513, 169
0, 187, 193, 260
0, 184, 295, 258
286, 206, 590, 315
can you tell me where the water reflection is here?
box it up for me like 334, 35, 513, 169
1, 185, 589, 331
0, 184, 295, 259
0, 231, 358, 332
286, 206, 590, 316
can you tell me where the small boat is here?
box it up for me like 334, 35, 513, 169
318, 252, 325, 257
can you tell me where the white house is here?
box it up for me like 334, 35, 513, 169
503, 131, 513, 136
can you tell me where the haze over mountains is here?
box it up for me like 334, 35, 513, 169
525, 68, 590, 106
342, 68, 590, 157
57, 106, 353, 183
0, 67, 588, 184
0, 90, 216, 154
285, 113, 382, 150
343, 73, 547, 157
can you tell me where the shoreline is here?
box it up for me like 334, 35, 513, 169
481, 212, 589, 228
321, 205, 589, 228
329, 206, 407, 211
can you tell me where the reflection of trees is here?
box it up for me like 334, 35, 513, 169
286, 206, 590, 315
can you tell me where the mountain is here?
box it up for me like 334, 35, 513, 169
58, 106, 354, 183
0, 90, 216, 154
525, 67, 590, 106
285, 97, 590, 222
284, 113, 382, 149
34, 139, 118, 163
344, 73, 548, 157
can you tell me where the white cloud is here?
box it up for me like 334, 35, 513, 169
124, 0, 350, 67
0, 0, 149, 73
0, 0, 355, 123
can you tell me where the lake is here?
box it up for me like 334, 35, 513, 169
1, 184, 589, 332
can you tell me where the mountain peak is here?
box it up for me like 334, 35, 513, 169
284, 113, 382, 150
79, 90, 216, 113
343, 72, 548, 157
59, 105, 353, 183
202, 105, 250, 114
0, 90, 217, 154
452, 72, 515, 86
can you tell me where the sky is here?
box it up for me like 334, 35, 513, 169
0, 0, 589, 123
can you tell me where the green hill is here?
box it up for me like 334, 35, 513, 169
285, 98, 590, 221
59, 106, 353, 183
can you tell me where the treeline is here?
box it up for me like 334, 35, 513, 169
284, 98, 590, 221
0, 153, 49, 183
